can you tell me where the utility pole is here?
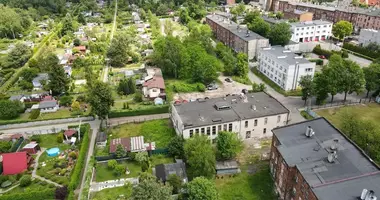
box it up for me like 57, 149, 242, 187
78, 115, 82, 141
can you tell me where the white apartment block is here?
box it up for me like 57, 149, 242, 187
258, 46, 316, 91
171, 92, 289, 142
290, 20, 333, 43
358, 29, 380, 46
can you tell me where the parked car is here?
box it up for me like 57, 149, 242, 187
319, 55, 326, 59
225, 78, 233, 83
207, 83, 218, 90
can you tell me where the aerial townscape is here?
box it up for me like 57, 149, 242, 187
0, 0, 380, 199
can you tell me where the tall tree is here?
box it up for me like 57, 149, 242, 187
107, 34, 133, 67
87, 81, 114, 119
313, 72, 329, 105
48, 64, 70, 95
248, 18, 271, 38
299, 75, 314, 106
268, 22, 291, 46
187, 177, 218, 200
339, 60, 365, 101
215, 42, 236, 76
216, 131, 243, 161
0, 100, 24, 120
235, 53, 249, 77
325, 55, 344, 102
5, 43, 31, 68
243, 10, 260, 24
332, 20, 353, 40
168, 136, 185, 159
132, 174, 173, 200
167, 174, 182, 194
184, 135, 216, 179
61, 13, 74, 36
363, 64, 380, 97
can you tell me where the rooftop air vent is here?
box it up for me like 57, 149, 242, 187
360, 189, 377, 200
251, 105, 257, 110
327, 151, 337, 163
212, 118, 222, 122
305, 126, 315, 137
198, 99, 206, 102
330, 138, 339, 150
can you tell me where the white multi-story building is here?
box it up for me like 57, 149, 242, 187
290, 20, 333, 43
171, 92, 289, 142
257, 46, 316, 91
358, 29, 380, 46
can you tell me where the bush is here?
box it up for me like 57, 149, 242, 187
19, 175, 32, 187
171, 82, 205, 93
107, 159, 117, 169
0, 100, 24, 120
30, 135, 41, 143
68, 151, 77, 159
343, 43, 378, 60
108, 105, 169, 118
29, 109, 40, 119
0, 188, 55, 200
312, 44, 346, 59
59, 96, 73, 107
133, 91, 143, 102
56, 133, 64, 143
309, 59, 323, 65
231, 76, 252, 85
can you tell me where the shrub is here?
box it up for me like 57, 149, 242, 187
0, 188, 55, 200
133, 91, 143, 102
108, 105, 169, 118
309, 59, 323, 65
56, 133, 64, 143
19, 175, 32, 187
171, 81, 206, 93
107, 159, 117, 169
30, 135, 41, 143
59, 96, 73, 107
343, 43, 379, 60
0, 100, 24, 120
68, 151, 77, 159
29, 109, 40, 119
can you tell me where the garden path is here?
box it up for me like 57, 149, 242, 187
32, 148, 63, 187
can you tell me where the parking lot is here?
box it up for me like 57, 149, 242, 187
173, 76, 251, 101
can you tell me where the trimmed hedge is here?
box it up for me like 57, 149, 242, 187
109, 105, 169, 118
67, 124, 90, 200
0, 188, 55, 200
343, 43, 378, 60
312, 44, 348, 59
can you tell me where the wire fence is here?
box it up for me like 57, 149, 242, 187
309, 98, 373, 110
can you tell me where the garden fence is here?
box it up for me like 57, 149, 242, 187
309, 98, 372, 111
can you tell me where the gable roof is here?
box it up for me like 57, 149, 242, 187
96, 132, 107, 143
64, 129, 77, 137
2, 152, 29, 175
38, 100, 58, 109
155, 159, 187, 182
143, 76, 165, 89
109, 136, 147, 153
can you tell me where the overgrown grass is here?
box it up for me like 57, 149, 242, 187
215, 163, 277, 200
165, 79, 205, 101
95, 161, 142, 182
300, 110, 314, 120
231, 76, 252, 85
110, 119, 176, 148
251, 68, 302, 96
90, 184, 132, 200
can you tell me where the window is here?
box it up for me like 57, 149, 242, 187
245, 121, 248, 128
195, 129, 199, 134
201, 128, 205, 134
263, 128, 267, 134
212, 138, 217, 144
190, 130, 193, 137
254, 119, 258, 126
228, 123, 232, 132
246, 131, 251, 139
207, 127, 211, 135
152, 89, 157, 92
218, 125, 222, 131
277, 115, 281, 123
305, 68, 313, 72
264, 118, 268, 125
212, 126, 216, 135
223, 124, 227, 131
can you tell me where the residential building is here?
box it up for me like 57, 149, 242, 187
358, 29, 380, 46
284, 9, 314, 22
290, 20, 333, 43
109, 136, 155, 154
142, 68, 166, 99
32, 73, 49, 90
270, 118, 380, 200
171, 92, 289, 141
360, 0, 380, 7
96, 132, 107, 147
257, 46, 316, 91
2, 152, 32, 175
31, 100, 59, 113
155, 159, 188, 183
216, 160, 241, 175
64, 129, 77, 140
74, 45, 86, 54
274, 0, 380, 31
22, 142, 40, 154
224, 0, 235, 5
206, 13, 269, 60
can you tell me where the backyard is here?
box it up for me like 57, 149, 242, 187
316, 103, 380, 129
90, 184, 132, 200
95, 160, 141, 182
110, 119, 176, 148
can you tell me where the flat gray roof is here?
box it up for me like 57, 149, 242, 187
206, 14, 267, 42
174, 92, 289, 128
260, 46, 311, 65
291, 20, 332, 27
273, 118, 380, 200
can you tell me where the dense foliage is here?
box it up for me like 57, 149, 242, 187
0, 100, 24, 120
131, 173, 173, 200
216, 131, 243, 161
332, 20, 353, 40
187, 177, 219, 200
87, 81, 114, 119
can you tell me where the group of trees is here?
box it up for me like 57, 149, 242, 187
215, 42, 248, 78
0, 43, 32, 69
299, 54, 371, 105
0, 99, 24, 120
244, 11, 291, 46
0, 5, 33, 39
107, 31, 140, 67
117, 77, 136, 96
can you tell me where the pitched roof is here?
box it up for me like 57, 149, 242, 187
143, 76, 165, 89
2, 152, 29, 175
109, 136, 148, 153
38, 100, 58, 109
64, 129, 77, 137
10, 133, 23, 140
23, 143, 39, 149
74, 45, 86, 51
96, 132, 107, 143
155, 159, 187, 182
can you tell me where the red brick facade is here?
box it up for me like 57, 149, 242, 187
270, 135, 318, 200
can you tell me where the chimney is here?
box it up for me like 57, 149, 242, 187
361, 189, 377, 200
305, 126, 314, 137
251, 105, 256, 110
327, 151, 337, 163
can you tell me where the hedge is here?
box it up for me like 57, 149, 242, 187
109, 105, 169, 118
0, 188, 55, 200
343, 43, 378, 60
312, 44, 348, 59
67, 124, 90, 200
308, 59, 323, 65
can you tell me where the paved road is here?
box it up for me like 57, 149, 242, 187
32, 148, 63, 187
109, 113, 170, 126
90, 178, 138, 192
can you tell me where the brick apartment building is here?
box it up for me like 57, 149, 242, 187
270, 118, 380, 200
206, 13, 269, 60
284, 10, 313, 22
274, 0, 380, 31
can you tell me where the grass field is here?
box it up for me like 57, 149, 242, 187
4, 179, 55, 194
95, 161, 141, 182
316, 103, 380, 129
90, 184, 132, 200
110, 119, 176, 148
215, 163, 277, 200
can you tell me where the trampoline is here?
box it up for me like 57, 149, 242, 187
46, 147, 60, 157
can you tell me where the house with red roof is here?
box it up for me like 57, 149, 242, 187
73, 45, 86, 54
109, 136, 155, 154
142, 68, 166, 99
64, 129, 77, 140
2, 152, 32, 175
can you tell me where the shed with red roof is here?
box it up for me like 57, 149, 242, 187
2, 152, 32, 175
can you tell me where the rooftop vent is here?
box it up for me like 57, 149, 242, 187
199, 116, 205, 121
294, 56, 303, 59
251, 105, 257, 110
212, 118, 222, 122
198, 99, 206, 102
305, 126, 315, 137
330, 138, 339, 150
360, 189, 377, 200
327, 151, 337, 163
278, 55, 287, 59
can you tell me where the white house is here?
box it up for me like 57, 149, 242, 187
171, 92, 290, 142
358, 29, 380, 46
290, 20, 333, 43
257, 46, 316, 91
31, 100, 59, 113
32, 73, 49, 90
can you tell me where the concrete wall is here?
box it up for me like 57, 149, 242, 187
0, 116, 94, 130
284, 62, 315, 90
359, 29, 380, 46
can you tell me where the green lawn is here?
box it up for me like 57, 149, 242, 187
316, 103, 380, 129
3, 179, 56, 195
95, 161, 142, 182
215, 164, 277, 200
90, 184, 132, 200
110, 119, 176, 148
